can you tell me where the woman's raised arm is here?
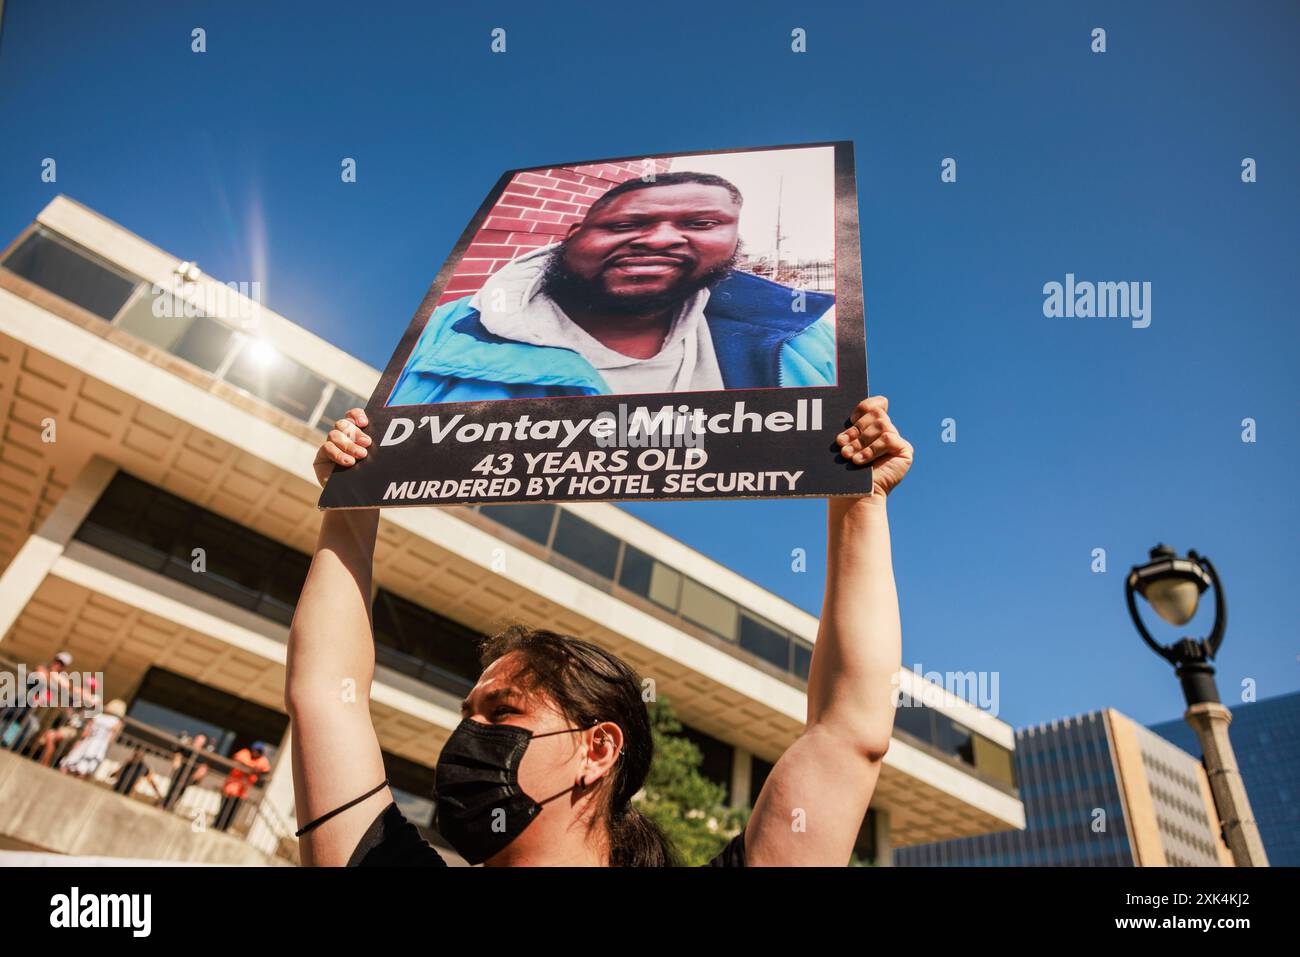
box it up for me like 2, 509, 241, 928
285, 409, 394, 866
742, 395, 912, 865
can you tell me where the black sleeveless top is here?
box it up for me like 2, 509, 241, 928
348, 802, 746, 867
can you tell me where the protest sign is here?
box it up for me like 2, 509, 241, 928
319, 141, 870, 509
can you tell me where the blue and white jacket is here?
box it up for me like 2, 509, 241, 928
387, 266, 835, 406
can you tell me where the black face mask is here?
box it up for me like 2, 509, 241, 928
434, 717, 593, 865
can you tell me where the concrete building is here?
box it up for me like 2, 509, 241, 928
1151, 691, 1300, 866
897, 709, 1234, 867
0, 196, 1024, 865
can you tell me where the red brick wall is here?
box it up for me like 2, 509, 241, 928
438, 158, 674, 305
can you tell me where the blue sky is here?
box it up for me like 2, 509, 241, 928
1, 2, 1296, 730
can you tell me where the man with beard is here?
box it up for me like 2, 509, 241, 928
387, 171, 836, 404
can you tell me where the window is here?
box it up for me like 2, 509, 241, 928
739, 612, 791, 670
73, 472, 189, 569
551, 510, 620, 579
678, 579, 738, 640
3, 228, 138, 320
385, 750, 437, 828
792, 641, 813, 681
258, 548, 313, 623
373, 589, 483, 695
78, 474, 487, 698
934, 716, 975, 765
175, 315, 239, 372
749, 755, 774, 807
128, 667, 288, 759
973, 734, 1018, 788
677, 723, 735, 803
127, 697, 236, 757
479, 503, 556, 547
114, 289, 191, 351
475, 499, 816, 683
647, 562, 682, 610
222, 339, 329, 421
892, 693, 935, 743
315, 385, 367, 433
617, 545, 654, 596
114, 288, 238, 373
74, 472, 312, 627
168, 509, 281, 612
618, 545, 683, 611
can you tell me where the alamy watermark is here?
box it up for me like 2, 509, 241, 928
1043, 273, 1151, 329
894, 663, 1001, 717
49, 887, 151, 937
150, 265, 262, 333
0, 666, 104, 712
595, 404, 704, 450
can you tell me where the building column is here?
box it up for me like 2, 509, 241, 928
730, 746, 752, 809
247, 725, 299, 862
872, 808, 893, 866
1185, 702, 1269, 867
0, 455, 116, 646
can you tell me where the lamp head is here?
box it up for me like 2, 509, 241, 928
1129, 544, 1211, 626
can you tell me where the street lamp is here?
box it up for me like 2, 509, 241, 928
1126, 544, 1268, 867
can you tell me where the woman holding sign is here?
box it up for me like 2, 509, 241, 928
287, 396, 913, 866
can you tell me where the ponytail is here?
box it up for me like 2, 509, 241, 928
609, 804, 677, 867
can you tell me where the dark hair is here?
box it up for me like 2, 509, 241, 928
587, 170, 744, 217
478, 624, 678, 867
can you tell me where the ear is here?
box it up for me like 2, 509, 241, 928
582, 721, 624, 785
564, 222, 580, 240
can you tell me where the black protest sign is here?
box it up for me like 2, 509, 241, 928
319, 141, 870, 509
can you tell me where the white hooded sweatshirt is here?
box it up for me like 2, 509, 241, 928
469, 244, 725, 395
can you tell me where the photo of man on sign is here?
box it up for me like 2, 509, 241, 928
387, 146, 837, 405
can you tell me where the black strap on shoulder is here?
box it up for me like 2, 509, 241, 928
294, 779, 390, 837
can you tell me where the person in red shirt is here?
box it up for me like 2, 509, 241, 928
214, 741, 271, 832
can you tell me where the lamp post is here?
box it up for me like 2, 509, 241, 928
1125, 544, 1268, 866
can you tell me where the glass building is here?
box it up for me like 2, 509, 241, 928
1150, 691, 1300, 866
897, 709, 1234, 867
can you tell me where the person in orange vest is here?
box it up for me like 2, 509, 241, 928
214, 741, 271, 832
